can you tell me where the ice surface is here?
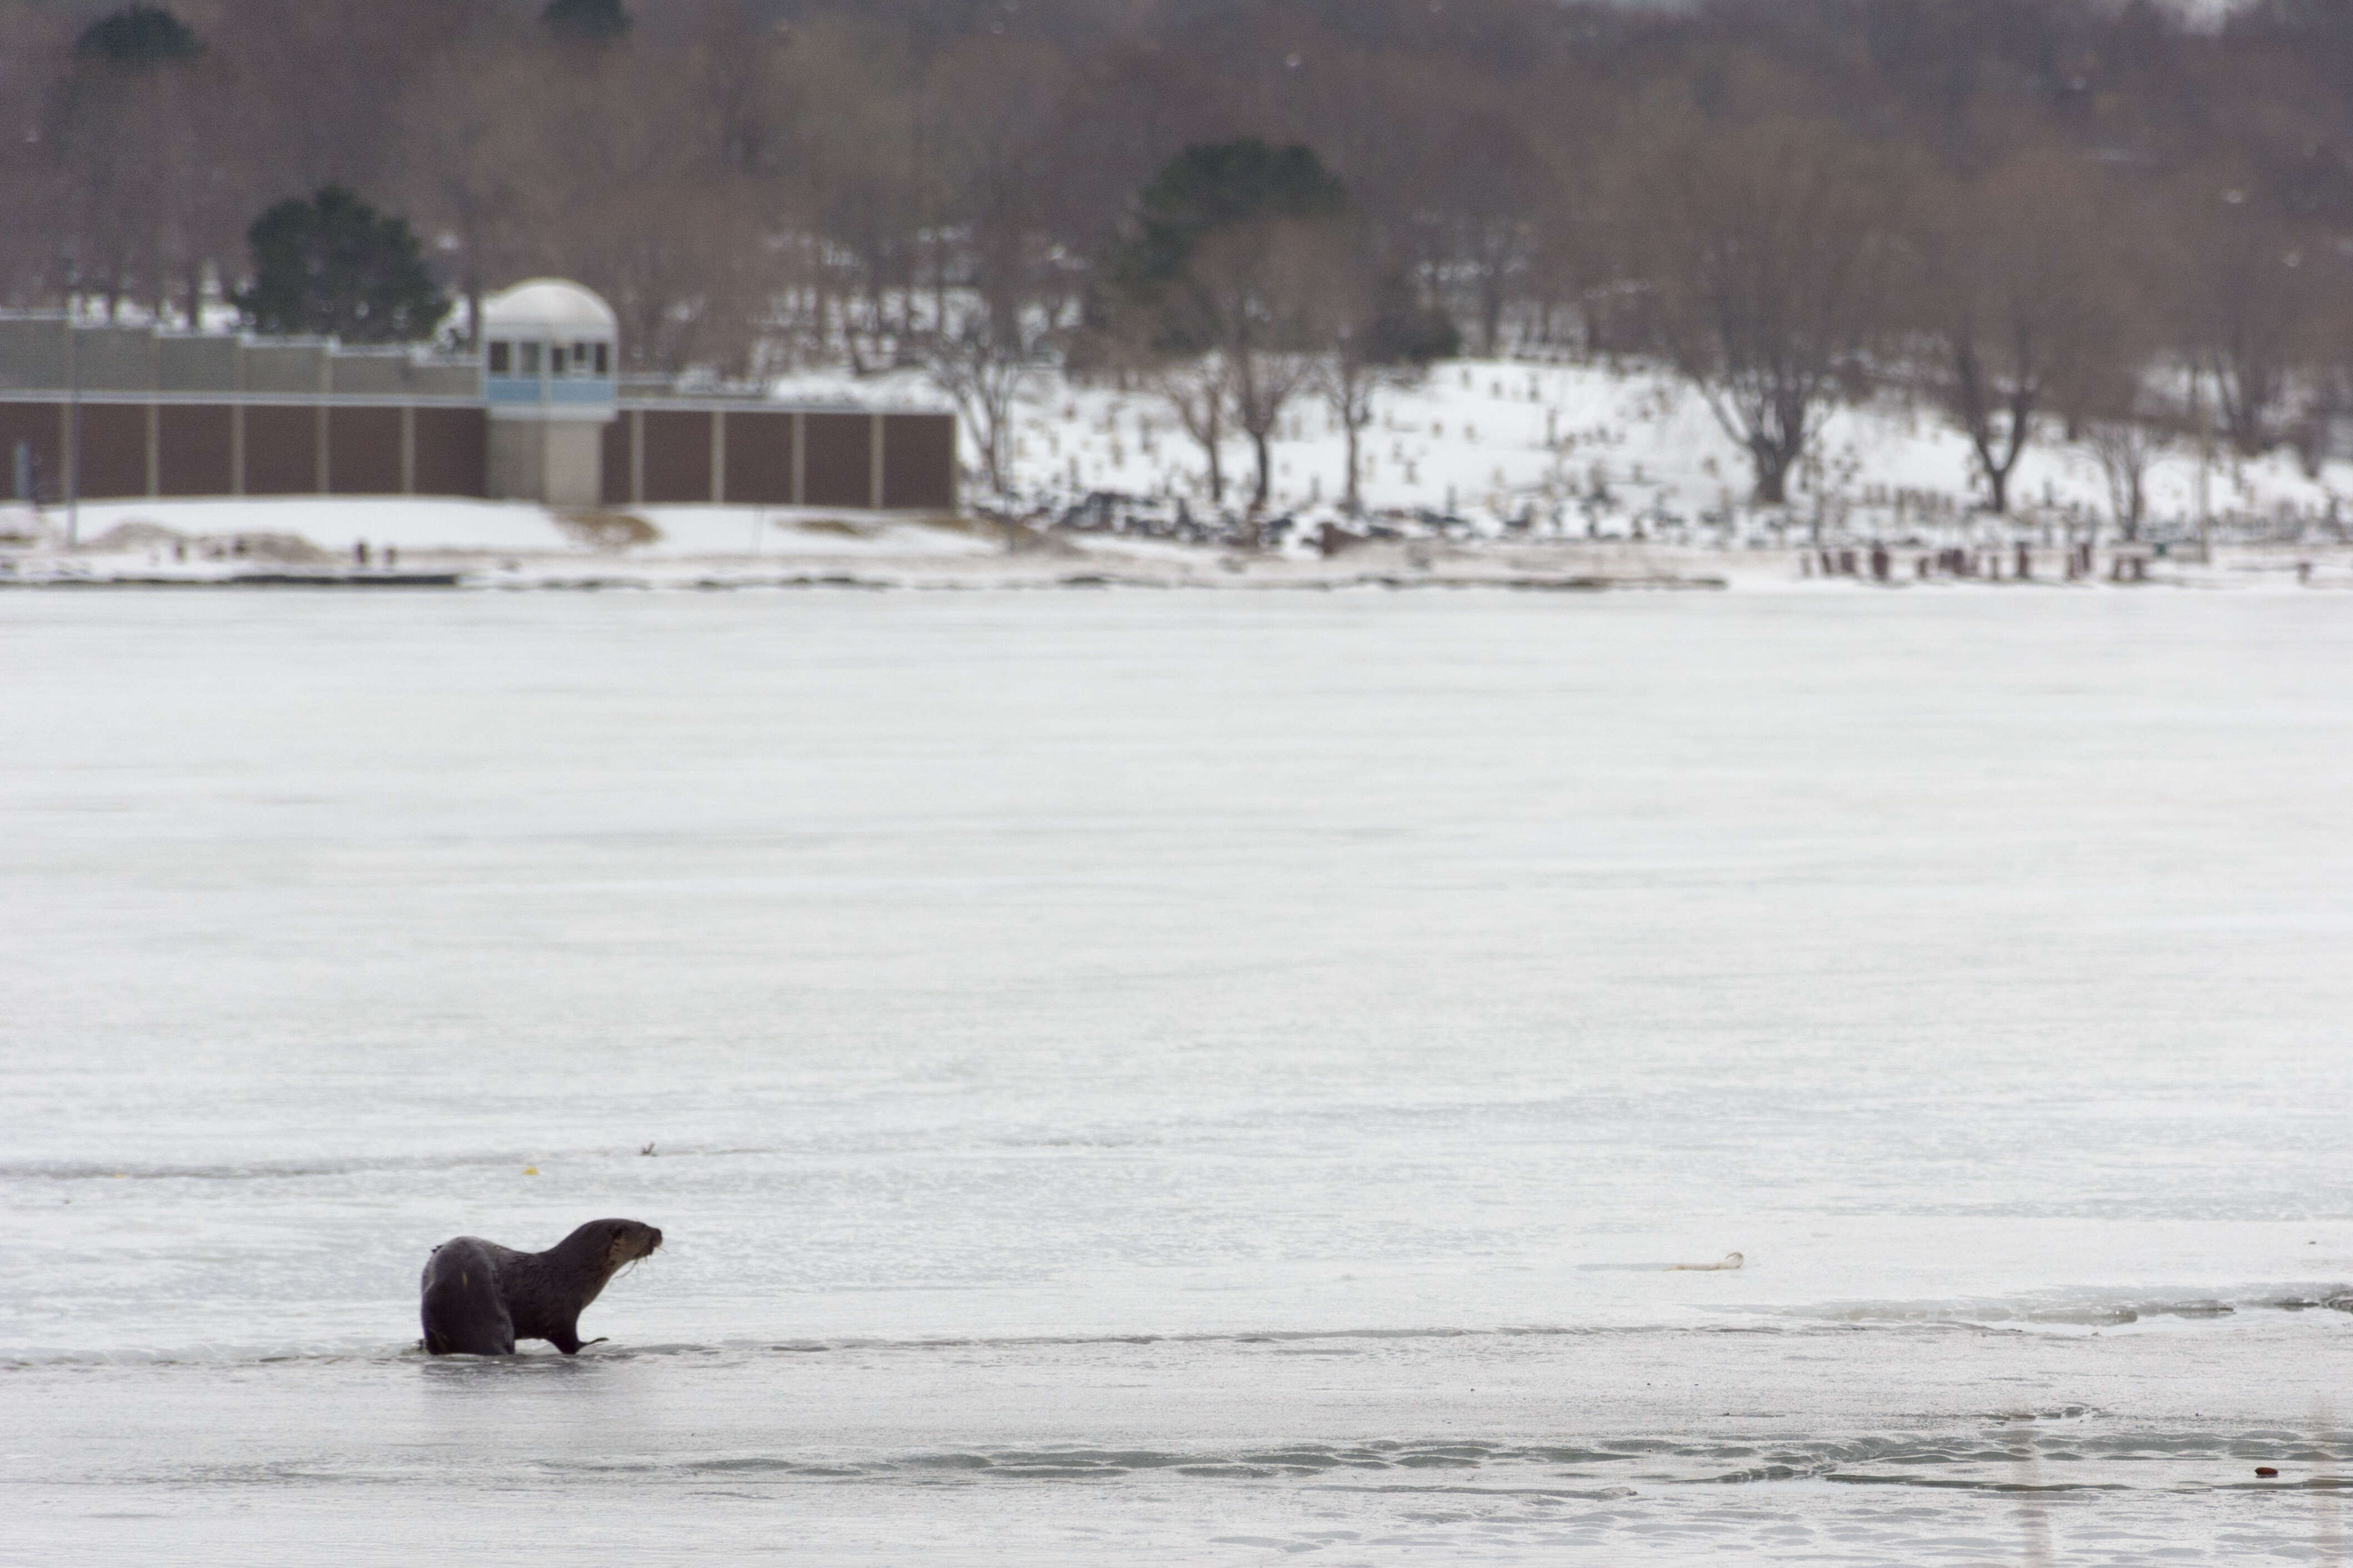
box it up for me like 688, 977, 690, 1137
2, 591, 2349, 1562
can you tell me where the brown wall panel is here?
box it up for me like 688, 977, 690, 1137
244, 405, 317, 495
639, 409, 712, 503
77, 403, 148, 499
0, 402, 63, 501
158, 404, 234, 496
722, 410, 795, 504
881, 413, 955, 510
0, 403, 950, 506
600, 414, 632, 505
327, 405, 402, 495
801, 412, 870, 507
412, 407, 485, 498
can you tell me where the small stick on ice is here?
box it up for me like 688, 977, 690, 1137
1667, 1252, 1744, 1272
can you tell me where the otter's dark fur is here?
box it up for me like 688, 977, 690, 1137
419, 1218, 662, 1355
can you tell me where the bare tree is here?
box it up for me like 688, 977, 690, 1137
2088, 412, 2166, 543
1100, 141, 1350, 515
489, 39, 767, 377
48, 31, 217, 320
212, 0, 482, 196
772, 18, 930, 372
1319, 323, 1391, 517
1517, 55, 1618, 352
1635, 115, 1909, 505
2172, 170, 2326, 456
926, 36, 1070, 348
1314, 252, 1455, 514
924, 312, 1044, 496
1152, 352, 1230, 506
1413, 109, 1552, 357
1912, 148, 2122, 514
1184, 220, 1338, 512
393, 44, 536, 347
0, 8, 65, 304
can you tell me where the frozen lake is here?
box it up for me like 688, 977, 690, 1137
3, 587, 2349, 1564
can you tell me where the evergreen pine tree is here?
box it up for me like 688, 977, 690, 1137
1113, 141, 1348, 296
1104, 140, 1351, 355
235, 187, 449, 344
542, 0, 631, 42
75, 3, 202, 66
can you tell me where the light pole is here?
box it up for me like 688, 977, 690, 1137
66, 307, 81, 550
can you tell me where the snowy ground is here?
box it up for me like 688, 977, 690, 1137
1, 496, 1000, 565
790, 355, 2353, 546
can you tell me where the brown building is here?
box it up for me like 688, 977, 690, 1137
0, 280, 955, 512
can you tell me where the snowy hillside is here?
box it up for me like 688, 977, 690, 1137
781, 355, 2351, 546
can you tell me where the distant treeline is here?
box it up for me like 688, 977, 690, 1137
4, 0, 2350, 505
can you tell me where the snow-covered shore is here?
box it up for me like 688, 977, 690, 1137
7, 354, 2353, 592
3, 496, 2345, 594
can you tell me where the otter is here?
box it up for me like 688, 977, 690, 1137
419, 1218, 663, 1356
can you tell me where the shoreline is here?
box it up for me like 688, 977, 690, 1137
5, 495, 2347, 594
7, 537, 2348, 594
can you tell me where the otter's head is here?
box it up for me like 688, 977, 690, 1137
577, 1217, 664, 1276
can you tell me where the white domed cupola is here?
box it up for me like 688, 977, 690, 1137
481, 278, 618, 412
479, 278, 615, 505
